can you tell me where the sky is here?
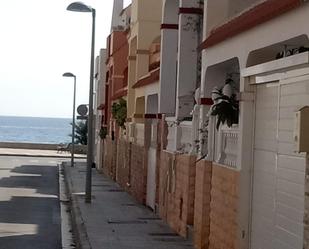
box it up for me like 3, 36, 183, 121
0, 0, 131, 118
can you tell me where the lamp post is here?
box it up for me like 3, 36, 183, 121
62, 72, 76, 168
67, 1, 96, 203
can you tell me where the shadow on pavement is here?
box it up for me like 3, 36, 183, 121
0, 164, 61, 249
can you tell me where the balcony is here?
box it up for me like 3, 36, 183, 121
179, 121, 193, 154
166, 117, 177, 152
165, 118, 196, 154
215, 125, 239, 169
149, 43, 161, 71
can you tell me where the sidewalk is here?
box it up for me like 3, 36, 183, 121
0, 148, 86, 158
64, 162, 195, 249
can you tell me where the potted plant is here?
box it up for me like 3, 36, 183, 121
210, 78, 239, 130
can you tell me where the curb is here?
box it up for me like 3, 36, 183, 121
62, 162, 92, 249
59, 163, 76, 249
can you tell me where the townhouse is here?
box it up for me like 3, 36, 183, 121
197, 0, 309, 248
95, 0, 309, 249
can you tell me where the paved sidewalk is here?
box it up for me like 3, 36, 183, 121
64, 162, 195, 249
0, 148, 86, 158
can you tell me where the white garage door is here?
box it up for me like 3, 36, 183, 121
251, 83, 305, 249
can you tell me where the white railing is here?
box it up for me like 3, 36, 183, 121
179, 121, 193, 154
216, 125, 239, 169
166, 117, 177, 152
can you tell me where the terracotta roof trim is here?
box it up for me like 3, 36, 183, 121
132, 68, 160, 89
199, 0, 303, 50
111, 88, 128, 101
145, 113, 162, 119
179, 7, 203, 15
200, 98, 214, 106
161, 24, 179, 30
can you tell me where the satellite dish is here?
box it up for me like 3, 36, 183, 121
77, 104, 88, 116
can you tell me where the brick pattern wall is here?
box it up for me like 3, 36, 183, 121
158, 151, 196, 238
130, 143, 147, 204
304, 155, 309, 249
116, 139, 131, 191
155, 119, 162, 204
158, 151, 171, 220
102, 138, 111, 177
209, 163, 239, 249
111, 140, 117, 180
103, 138, 117, 180
194, 160, 212, 249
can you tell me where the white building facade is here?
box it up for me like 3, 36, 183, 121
198, 0, 309, 248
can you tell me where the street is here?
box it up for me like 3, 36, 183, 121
0, 156, 62, 249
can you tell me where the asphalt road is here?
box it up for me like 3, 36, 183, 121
0, 156, 63, 249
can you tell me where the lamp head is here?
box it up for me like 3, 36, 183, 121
67, 2, 92, 12
62, 72, 75, 78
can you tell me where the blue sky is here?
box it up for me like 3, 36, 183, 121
0, 0, 131, 118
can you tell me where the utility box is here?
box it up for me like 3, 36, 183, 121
294, 106, 309, 153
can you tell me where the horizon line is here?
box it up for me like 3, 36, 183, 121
0, 114, 72, 119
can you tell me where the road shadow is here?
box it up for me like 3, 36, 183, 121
0, 164, 61, 249
0, 164, 58, 195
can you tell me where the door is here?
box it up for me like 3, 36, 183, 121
251, 82, 305, 249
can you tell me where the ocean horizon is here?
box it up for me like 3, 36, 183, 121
0, 115, 72, 144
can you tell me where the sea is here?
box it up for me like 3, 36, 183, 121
0, 116, 72, 144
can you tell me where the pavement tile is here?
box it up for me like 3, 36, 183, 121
65, 162, 195, 249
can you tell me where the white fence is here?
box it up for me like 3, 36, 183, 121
215, 125, 239, 169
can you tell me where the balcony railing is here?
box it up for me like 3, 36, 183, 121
179, 121, 193, 154
215, 125, 239, 169
166, 117, 177, 152
165, 118, 196, 154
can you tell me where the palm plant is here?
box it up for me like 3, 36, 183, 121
71, 121, 88, 145
111, 98, 127, 128
210, 79, 239, 130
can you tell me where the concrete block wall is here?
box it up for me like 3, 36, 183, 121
158, 151, 197, 238
111, 140, 117, 180
154, 118, 164, 205
103, 138, 117, 180
194, 160, 212, 249
208, 163, 239, 249
102, 139, 110, 177
175, 154, 196, 235
130, 143, 147, 204
158, 150, 171, 220
304, 155, 309, 249
101, 115, 243, 249
116, 139, 131, 191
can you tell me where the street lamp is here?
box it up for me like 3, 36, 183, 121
62, 72, 76, 168
67, 1, 96, 203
